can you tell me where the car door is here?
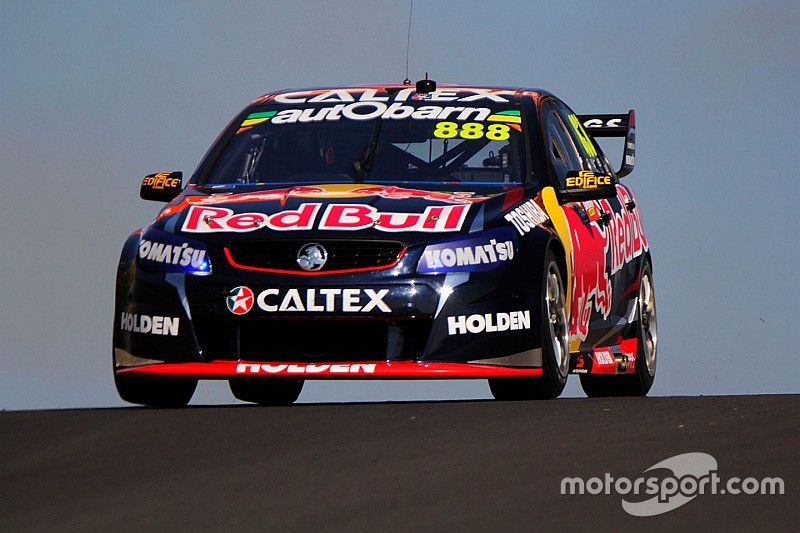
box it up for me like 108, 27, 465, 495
551, 98, 642, 348
540, 98, 613, 349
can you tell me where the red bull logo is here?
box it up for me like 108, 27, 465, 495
565, 205, 612, 342
597, 187, 648, 276
181, 203, 470, 233
567, 186, 648, 342
158, 184, 490, 220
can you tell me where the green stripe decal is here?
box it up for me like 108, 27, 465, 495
246, 111, 277, 119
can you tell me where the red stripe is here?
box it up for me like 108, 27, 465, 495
116, 360, 543, 380
501, 187, 525, 212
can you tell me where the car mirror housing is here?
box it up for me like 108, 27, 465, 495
140, 172, 183, 202
556, 170, 617, 203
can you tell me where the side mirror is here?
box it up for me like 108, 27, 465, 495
557, 170, 616, 202
140, 172, 183, 202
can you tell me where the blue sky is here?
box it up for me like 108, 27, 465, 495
1, 0, 798, 408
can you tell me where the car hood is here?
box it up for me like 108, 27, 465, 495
154, 183, 525, 247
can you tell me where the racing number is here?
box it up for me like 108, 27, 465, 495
434, 122, 459, 138
461, 123, 483, 139
486, 125, 510, 140
434, 122, 510, 141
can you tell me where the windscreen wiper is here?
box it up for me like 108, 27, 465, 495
353, 118, 382, 182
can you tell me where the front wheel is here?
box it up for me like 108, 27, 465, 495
580, 259, 657, 397
489, 249, 569, 400
229, 379, 304, 406
115, 374, 197, 407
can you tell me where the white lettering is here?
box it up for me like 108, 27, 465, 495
119, 312, 180, 336
256, 288, 280, 311
342, 288, 361, 312
467, 314, 485, 334
255, 288, 393, 313
505, 199, 549, 235
361, 289, 391, 313
447, 315, 467, 335
235, 363, 378, 375
308, 89, 355, 103
279, 289, 305, 312
341, 101, 386, 121
163, 317, 179, 336
306, 289, 324, 312
420, 238, 516, 272
236, 363, 261, 373
446, 311, 531, 335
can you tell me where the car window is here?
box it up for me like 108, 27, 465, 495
542, 101, 581, 187
203, 92, 526, 185
552, 99, 609, 174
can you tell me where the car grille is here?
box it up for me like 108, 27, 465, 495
194, 317, 432, 362
225, 239, 405, 274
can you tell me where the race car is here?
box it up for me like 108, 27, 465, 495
113, 79, 657, 406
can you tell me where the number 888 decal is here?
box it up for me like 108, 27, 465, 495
433, 122, 511, 141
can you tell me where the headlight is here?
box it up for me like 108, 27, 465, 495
416, 227, 516, 274
138, 227, 212, 275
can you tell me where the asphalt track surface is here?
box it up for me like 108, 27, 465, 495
1, 395, 797, 532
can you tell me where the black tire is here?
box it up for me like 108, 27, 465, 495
580, 259, 657, 397
229, 379, 304, 405
489, 249, 569, 400
114, 375, 197, 407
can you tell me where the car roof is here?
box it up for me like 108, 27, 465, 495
250, 84, 554, 105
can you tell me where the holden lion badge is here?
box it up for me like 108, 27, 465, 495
297, 243, 328, 271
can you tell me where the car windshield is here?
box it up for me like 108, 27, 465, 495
203, 89, 525, 185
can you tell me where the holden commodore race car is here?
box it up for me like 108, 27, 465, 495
114, 79, 657, 406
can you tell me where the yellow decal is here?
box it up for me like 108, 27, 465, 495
241, 111, 277, 127
143, 172, 180, 190
433, 122, 511, 141
565, 170, 611, 189
541, 186, 580, 352
568, 114, 598, 158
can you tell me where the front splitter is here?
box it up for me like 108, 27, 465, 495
115, 360, 543, 380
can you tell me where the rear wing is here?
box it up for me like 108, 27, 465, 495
578, 110, 635, 177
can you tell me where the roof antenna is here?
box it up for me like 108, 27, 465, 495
403, 0, 413, 85
416, 72, 435, 94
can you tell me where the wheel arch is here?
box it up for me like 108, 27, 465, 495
642, 249, 654, 274
119, 229, 142, 269
547, 237, 569, 288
